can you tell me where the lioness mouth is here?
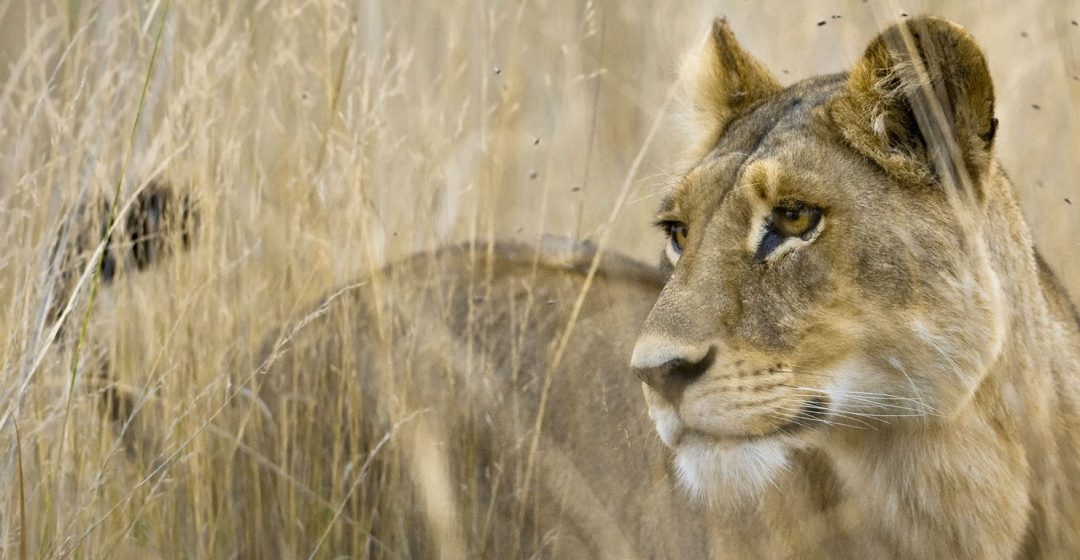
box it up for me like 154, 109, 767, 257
680, 394, 831, 446
775, 395, 830, 436
735, 394, 830, 441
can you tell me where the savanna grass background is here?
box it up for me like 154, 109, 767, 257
0, 0, 1077, 557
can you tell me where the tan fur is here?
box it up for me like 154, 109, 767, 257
634, 15, 1080, 558
238, 242, 713, 558
677, 18, 782, 163
107, 17, 1080, 559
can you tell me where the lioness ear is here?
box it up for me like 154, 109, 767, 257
829, 16, 996, 193
679, 18, 781, 160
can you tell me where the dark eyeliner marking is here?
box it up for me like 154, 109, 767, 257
754, 228, 786, 263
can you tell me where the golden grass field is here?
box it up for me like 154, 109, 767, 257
0, 0, 1077, 557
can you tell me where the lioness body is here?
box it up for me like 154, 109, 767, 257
246, 243, 709, 558
121, 16, 1080, 559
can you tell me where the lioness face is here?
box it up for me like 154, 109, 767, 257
632, 18, 1005, 503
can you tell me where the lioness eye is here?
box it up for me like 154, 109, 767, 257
667, 223, 689, 254
771, 204, 821, 238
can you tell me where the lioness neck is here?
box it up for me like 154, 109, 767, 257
826, 165, 1080, 558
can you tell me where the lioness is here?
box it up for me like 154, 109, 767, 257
630, 14, 1080, 558
116, 15, 1079, 559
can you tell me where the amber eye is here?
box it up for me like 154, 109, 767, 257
771, 204, 821, 238
667, 222, 689, 254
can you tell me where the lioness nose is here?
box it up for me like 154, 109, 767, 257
630, 338, 714, 402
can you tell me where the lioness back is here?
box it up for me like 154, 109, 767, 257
242, 242, 707, 558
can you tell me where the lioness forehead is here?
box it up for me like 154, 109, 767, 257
664, 74, 847, 214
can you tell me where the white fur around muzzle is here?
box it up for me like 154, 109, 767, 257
674, 438, 791, 507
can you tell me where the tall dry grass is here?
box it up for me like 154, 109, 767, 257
0, 0, 1076, 557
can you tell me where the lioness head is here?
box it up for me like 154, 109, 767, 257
631, 16, 1007, 504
